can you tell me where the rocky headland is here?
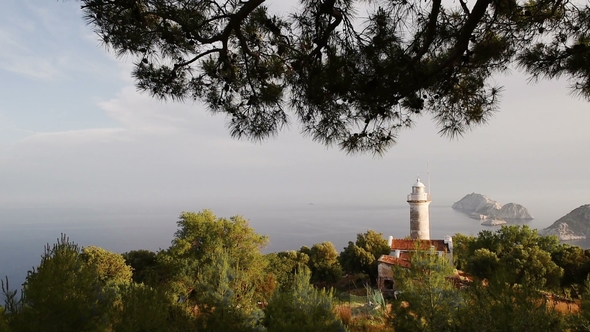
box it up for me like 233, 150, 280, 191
452, 193, 534, 224
540, 204, 590, 240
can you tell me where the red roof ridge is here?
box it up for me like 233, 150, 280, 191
378, 253, 411, 268
389, 238, 449, 251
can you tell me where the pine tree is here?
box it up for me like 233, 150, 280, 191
79, 0, 590, 154
390, 245, 462, 332
264, 270, 345, 332
9, 235, 113, 332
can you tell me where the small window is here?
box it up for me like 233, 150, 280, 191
384, 279, 394, 290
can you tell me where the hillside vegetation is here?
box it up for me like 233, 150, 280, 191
1, 210, 590, 331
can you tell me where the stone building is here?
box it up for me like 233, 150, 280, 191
377, 238, 453, 292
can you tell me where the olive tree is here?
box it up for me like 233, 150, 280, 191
301, 242, 342, 283
162, 210, 271, 317
458, 226, 563, 290
339, 229, 390, 283
80, 245, 133, 286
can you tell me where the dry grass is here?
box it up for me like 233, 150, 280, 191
548, 299, 580, 314
335, 304, 353, 325
335, 303, 394, 332
347, 315, 394, 332
336, 295, 582, 332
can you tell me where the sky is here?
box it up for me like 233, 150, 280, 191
0, 0, 589, 228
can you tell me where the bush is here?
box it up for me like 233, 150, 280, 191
264, 270, 345, 332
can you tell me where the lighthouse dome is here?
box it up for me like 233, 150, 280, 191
411, 178, 427, 195
413, 178, 425, 188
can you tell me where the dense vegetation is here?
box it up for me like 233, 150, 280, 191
2, 210, 590, 331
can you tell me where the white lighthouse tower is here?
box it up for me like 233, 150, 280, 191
407, 177, 431, 240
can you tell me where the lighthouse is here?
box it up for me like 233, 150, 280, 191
407, 177, 431, 240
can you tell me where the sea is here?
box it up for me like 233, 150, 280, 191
0, 203, 587, 291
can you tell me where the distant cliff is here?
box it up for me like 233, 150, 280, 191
452, 193, 534, 220
540, 204, 590, 240
496, 203, 534, 219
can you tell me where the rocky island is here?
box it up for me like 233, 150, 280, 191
540, 204, 590, 240
452, 193, 534, 225
481, 219, 507, 226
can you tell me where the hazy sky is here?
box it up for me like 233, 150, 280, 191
1, 0, 589, 224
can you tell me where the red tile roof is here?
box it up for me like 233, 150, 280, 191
390, 239, 449, 252
377, 253, 412, 268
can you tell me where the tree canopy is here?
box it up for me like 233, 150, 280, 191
264, 250, 310, 291
7, 235, 114, 332
5, 217, 590, 331
339, 229, 391, 283
80, 245, 133, 285
455, 225, 564, 290
81, 0, 590, 154
161, 210, 271, 307
301, 241, 343, 283
264, 270, 345, 332
391, 245, 462, 332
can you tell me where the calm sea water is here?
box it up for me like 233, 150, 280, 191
0, 203, 587, 290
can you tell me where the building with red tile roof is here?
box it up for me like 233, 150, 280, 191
377, 178, 455, 293
377, 238, 453, 292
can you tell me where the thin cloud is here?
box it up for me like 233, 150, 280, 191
1, 55, 61, 79
10, 85, 286, 169
0, 27, 61, 79
16, 128, 127, 149
0, 1, 117, 80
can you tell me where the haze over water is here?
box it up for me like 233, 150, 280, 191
1, 200, 586, 291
